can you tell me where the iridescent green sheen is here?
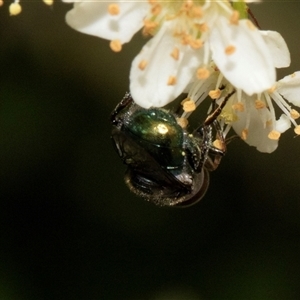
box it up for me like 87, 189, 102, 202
126, 109, 184, 167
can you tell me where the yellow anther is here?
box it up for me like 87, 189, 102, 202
208, 89, 221, 100
181, 98, 189, 105
225, 45, 236, 55
108, 4, 120, 15
230, 10, 240, 25
291, 73, 296, 78
182, 0, 193, 11
9, 2, 22, 15
268, 130, 281, 140
109, 40, 122, 52
151, 3, 162, 15
170, 47, 180, 60
268, 85, 276, 94
291, 109, 300, 120
43, 0, 53, 5
266, 119, 273, 127
232, 102, 244, 112
192, 6, 203, 18
189, 39, 203, 49
196, 67, 210, 80
177, 117, 189, 128
294, 125, 300, 135
138, 60, 148, 71
241, 129, 248, 140
143, 20, 158, 36
167, 76, 177, 85
195, 23, 208, 33
255, 99, 265, 109
181, 34, 192, 45
182, 99, 196, 112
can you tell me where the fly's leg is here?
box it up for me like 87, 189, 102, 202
110, 92, 133, 126
204, 90, 236, 171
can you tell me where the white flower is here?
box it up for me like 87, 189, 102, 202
181, 69, 300, 153
63, 0, 288, 109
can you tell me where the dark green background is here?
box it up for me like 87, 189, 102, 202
1, 2, 300, 299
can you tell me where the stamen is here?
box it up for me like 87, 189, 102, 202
9, 1, 22, 15
196, 67, 210, 79
294, 125, 300, 135
264, 92, 276, 128
43, 0, 53, 5
291, 109, 300, 120
177, 117, 189, 128
180, 34, 192, 45
195, 23, 208, 33
189, 39, 203, 49
167, 76, 177, 85
182, 0, 193, 11
268, 130, 281, 140
268, 85, 276, 94
138, 60, 148, 70
108, 4, 120, 16
255, 99, 265, 109
151, 3, 162, 16
110, 40, 122, 52
230, 10, 240, 25
209, 89, 221, 99
215, 72, 224, 90
241, 129, 248, 140
170, 47, 180, 60
192, 6, 203, 18
182, 99, 196, 112
232, 102, 244, 112
266, 119, 272, 127
225, 45, 236, 55
271, 92, 298, 127
143, 20, 158, 36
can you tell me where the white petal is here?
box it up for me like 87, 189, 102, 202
231, 95, 278, 153
209, 18, 276, 96
65, 1, 148, 44
275, 114, 291, 133
260, 30, 290, 68
276, 71, 300, 106
130, 21, 204, 108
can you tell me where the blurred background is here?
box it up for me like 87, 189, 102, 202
1, 1, 300, 299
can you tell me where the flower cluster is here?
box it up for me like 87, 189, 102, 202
64, 0, 277, 107
62, 0, 300, 151
181, 65, 300, 153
